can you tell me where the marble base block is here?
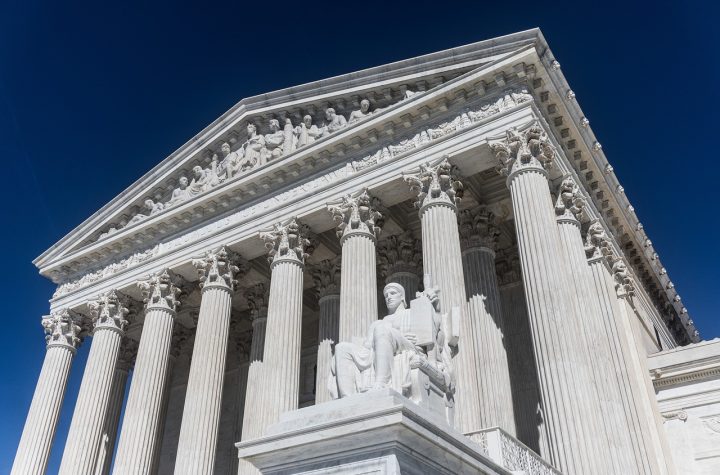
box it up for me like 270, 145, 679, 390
236, 389, 509, 475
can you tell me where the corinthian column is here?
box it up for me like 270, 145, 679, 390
59, 291, 129, 475
584, 222, 664, 474
12, 310, 83, 475
490, 123, 604, 474
97, 338, 138, 475
403, 158, 484, 435
377, 229, 423, 299
175, 247, 246, 475
256, 219, 312, 432
113, 270, 181, 475
328, 189, 383, 341
240, 284, 269, 441
311, 258, 341, 403
458, 207, 515, 435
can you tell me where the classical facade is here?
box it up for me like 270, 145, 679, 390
12, 29, 712, 475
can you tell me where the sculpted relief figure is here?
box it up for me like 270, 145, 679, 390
168, 176, 190, 206
241, 123, 266, 168
188, 165, 219, 197
262, 119, 286, 162
294, 115, 322, 148
127, 199, 164, 226
324, 107, 347, 134
216, 141, 243, 179
330, 281, 456, 422
348, 98, 372, 124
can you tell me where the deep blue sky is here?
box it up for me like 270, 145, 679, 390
1, 0, 718, 471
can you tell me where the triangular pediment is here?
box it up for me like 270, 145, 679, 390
36, 29, 546, 283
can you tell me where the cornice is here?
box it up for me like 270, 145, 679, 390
42, 46, 540, 286
34, 29, 541, 270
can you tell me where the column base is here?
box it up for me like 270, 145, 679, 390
236, 389, 523, 474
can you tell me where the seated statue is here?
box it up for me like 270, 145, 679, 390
167, 176, 190, 206
216, 142, 243, 179
348, 98, 372, 124
330, 281, 456, 425
188, 165, 219, 197
323, 107, 347, 134
241, 123, 265, 169
127, 199, 164, 226
262, 119, 285, 162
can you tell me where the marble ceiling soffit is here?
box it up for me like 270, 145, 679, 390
41, 46, 540, 280
50, 88, 536, 300
35, 31, 542, 269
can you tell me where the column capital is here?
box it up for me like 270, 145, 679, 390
260, 218, 315, 267
495, 248, 522, 287
458, 206, 500, 252
310, 257, 341, 299
192, 246, 248, 292
611, 258, 636, 298
555, 176, 586, 225
137, 269, 182, 313
244, 283, 269, 322
489, 122, 556, 182
584, 221, 614, 262
403, 156, 463, 214
42, 309, 83, 352
327, 189, 383, 243
87, 289, 129, 335
377, 230, 423, 280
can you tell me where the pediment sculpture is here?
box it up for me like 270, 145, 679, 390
329, 279, 457, 426
97, 94, 402, 241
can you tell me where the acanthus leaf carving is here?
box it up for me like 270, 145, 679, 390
137, 269, 182, 312
310, 257, 342, 299
458, 206, 500, 251
87, 289, 130, 334
377, 230, 423, 281
489, 121, 556, 177
191, 246, 247, 291
244, 283, 270, 321
42, 309, 84, 351
555, 176, 585, 222
327, 189, 383, 241
260, 218, 315, 265
403, 156, 464, 210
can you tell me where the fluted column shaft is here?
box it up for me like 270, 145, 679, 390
419, 202, 483, 434
12, 341, 76, 475
260, 257, 304, 431
316, 294, 340, 404
241, 317, 267, 441
462, 246, 515, 434
97, 366, 130, 475
505, 168, 600, 474
174, 283, 233, 474
556, 217, 633, 473
59, 326, 124, 475
587, 256, 664, 473
338, 232, 378, 341
113, 271, 179, 475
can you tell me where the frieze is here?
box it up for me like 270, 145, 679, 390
53, 87, 533, 299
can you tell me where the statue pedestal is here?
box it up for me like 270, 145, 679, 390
235, 389, 509, 474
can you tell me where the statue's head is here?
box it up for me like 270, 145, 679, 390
303, 115, 312, 127
269, 119, 280, 131
178, 176, 188, 188
360, 99, 370, 112
221, 142, 231, 155
247, 123, 256, 135
325, 108, 336, 120
383, 282, 406, 312
192, 165, 203, 177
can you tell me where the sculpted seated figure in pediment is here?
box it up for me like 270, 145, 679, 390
348, 98, 372, 124
188, 165, 219, 197
241, 123, 265, 168
216, 141, 243, 180
168, 176, 190, 206
127, 199, 164, 226
262, 119, 286, 162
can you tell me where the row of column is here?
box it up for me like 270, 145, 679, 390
14, 121, 673, 475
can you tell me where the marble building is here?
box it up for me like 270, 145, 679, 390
11, 28, 715, 475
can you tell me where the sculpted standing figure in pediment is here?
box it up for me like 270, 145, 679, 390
241, 123, 265, 168
348, 98, 372, 124
168, 176, 190, 206
324, 107, 347, 134
294, 115, 322, 148
216, 141, 243, 179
